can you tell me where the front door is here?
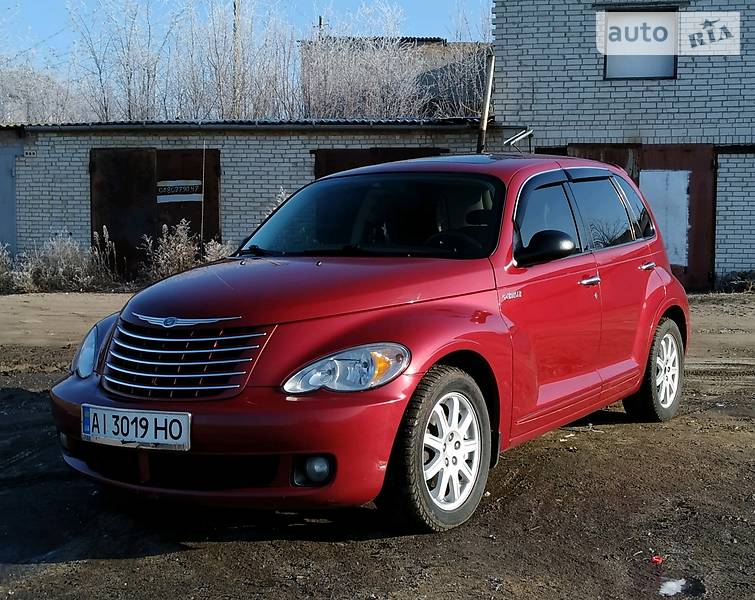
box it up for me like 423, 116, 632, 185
500, 170, 603, 441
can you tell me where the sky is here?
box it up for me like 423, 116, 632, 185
0, 0, 491, 70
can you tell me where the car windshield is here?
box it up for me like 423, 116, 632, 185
239, 173, 504, 259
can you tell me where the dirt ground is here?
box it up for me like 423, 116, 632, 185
0, 293, 752, 599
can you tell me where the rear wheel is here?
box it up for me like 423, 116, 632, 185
623, 317, 684, 422
377, 365, 491, 532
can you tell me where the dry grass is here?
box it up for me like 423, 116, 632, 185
139, 220, 199, 282
11, 229, 119, 293
0, 244, 14, 294
203, 239, 234, 263
139, 219, 234, 283
718, 271, 755, 293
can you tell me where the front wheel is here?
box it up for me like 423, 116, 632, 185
623, 317, 685, 422
377, 365, 491, 532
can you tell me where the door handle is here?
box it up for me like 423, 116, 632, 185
639, 261, 657, 271
578, 275, 601, 286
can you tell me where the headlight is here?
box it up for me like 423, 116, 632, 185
72, 327, 98, 378
283, 343, 410, 394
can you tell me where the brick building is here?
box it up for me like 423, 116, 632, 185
493, 0, 754, 288
0, 119, 516, 265
1, 0, 753, 289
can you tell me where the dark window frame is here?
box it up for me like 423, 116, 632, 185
610, 174, 657, 240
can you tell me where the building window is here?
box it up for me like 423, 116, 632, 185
602, 9, 678, 80
604, 54, 676, 79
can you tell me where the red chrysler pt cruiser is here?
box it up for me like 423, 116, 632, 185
52, 154, 689, 531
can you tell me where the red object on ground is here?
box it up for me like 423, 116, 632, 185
651, 555, 664, 565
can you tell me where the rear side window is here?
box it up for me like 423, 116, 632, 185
614, 176, 655, 239
569, 179, 634, 250
515, 184, 580, 250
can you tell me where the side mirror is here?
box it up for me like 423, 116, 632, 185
514, 229, 577, 268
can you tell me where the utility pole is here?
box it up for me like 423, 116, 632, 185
476, 53, 495, 154
232, 0, 242, 119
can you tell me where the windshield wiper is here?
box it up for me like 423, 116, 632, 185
236, 244, 277, 257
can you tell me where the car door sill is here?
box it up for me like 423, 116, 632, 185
509, 391, 614, 448
514, 386, 602, 429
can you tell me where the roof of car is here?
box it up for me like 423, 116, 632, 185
321, 153, 616, 182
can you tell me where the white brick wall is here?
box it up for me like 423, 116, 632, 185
715, 153, 755, 276
492, 0, 755, 146
13, 127, 508, 253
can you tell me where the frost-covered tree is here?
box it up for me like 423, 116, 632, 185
0, 0, 492, 124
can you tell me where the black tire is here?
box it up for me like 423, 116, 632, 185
376, 365, 491, 532
623, 317, 685, 422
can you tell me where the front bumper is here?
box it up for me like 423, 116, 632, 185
51, 373, 418, 507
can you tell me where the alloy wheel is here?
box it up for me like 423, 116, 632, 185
655, 332, 680, 408
422, 391, 481, 511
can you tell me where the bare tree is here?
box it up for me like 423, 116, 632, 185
1, 0, 493, 124
70, 0, 181, 121
163, 0, 301, 120
0, 63, 89, 124
418, 0, 492, 118
300, 3, 430, 119
70, 4, 114, 120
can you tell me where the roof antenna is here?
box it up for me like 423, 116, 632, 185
503, 128, 534, 154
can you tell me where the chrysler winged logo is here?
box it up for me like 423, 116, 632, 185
133, 313, 241, 328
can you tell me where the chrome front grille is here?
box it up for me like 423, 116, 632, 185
101, 318, 271, 400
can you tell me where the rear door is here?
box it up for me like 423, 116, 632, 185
565, 169, 654, 401
501, 170, 603, 439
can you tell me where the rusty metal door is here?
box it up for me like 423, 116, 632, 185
90, 148, 221, 274
640, 145, 715, 291
567, 144, 642, 181
567, 144, 715, 290
313, 147, 446, 178
91, 148, 156, 273
155, 149, 220, 242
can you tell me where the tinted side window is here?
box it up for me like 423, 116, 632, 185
515, 184, 580, 250
570, 179, 634, 250
614, 176, 655, 239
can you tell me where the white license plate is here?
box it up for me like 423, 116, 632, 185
81, 404, 191, 451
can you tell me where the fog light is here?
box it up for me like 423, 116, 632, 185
305, 456, 331, 483
59, 431, 70, 451
293, 455, 333, 486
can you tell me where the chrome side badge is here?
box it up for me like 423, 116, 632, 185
501, 290, 522, 302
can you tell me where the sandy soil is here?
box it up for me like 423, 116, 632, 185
0, 293, 752, 599
0, 293, 129, 347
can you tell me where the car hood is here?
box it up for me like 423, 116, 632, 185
122, 257, 495, 326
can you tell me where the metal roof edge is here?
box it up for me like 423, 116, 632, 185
23, 118, 489, 134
